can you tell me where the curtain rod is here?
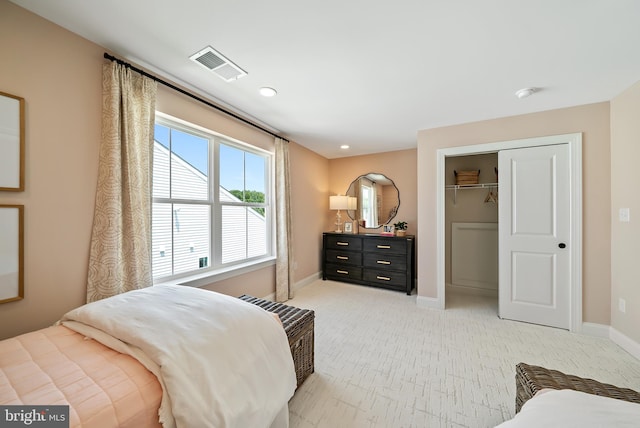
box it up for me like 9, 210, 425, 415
103, 53, 289, 143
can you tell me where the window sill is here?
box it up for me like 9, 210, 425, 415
154, 257, 276, 289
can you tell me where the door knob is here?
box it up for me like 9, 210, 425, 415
558, 243, 566, 249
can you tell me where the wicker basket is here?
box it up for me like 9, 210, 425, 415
239, 295, 314, 388
454, 170, 480, 185
515, 362, 640, 413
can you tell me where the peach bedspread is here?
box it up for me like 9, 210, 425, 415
0, 325, 162, 428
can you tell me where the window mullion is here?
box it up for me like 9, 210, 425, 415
212, 137, 222, 267
169, 130, 175, 277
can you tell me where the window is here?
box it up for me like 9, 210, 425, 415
152, 116, 272, 282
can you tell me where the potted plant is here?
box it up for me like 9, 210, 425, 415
393, 221, 408, 236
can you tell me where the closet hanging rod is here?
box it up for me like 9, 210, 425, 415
445, 182, 498, 205
103, 53, 289, 143
445, 183, 498, 190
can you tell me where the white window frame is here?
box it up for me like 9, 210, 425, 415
152, 113, 275, 287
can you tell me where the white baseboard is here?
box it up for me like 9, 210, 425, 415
610, 327, 640, 361
580, 322, 610, 338
261, 271, 321, 302
580, 322, 640, 361
417, 284, 496, 311
294, 271, 321, 292
417, 295, 444, 310
261, 291, 276, 301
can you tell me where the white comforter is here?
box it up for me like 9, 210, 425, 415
60, 285, 296, 428
496, 389, 640, 427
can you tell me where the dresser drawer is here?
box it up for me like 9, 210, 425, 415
325, 235, 362, 251
363, 238, 407, 254
325, 264, 362, 281
363, 252, 407, 270
326, 250, 362, 266
363, 269, 406, 289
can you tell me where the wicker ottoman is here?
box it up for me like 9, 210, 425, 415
239, 295, 314, 388
515, 362, 640, 413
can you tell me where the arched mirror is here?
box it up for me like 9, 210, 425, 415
345, 173, 400, 228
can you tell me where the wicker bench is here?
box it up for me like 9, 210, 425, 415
239, 295, 314, 389
516, 362, 640, 413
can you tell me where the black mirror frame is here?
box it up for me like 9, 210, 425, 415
345, 172, 400, 228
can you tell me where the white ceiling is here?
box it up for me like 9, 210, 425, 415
11, 0, 640, 158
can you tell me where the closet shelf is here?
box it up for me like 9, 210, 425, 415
445, 183, 498, 190
446, 183, 498, 205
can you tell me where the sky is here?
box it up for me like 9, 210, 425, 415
154, 124, 265, 193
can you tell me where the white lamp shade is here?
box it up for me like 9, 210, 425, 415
330, 195, 350, 210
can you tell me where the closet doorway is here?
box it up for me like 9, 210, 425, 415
445, 153, 499, 301
436, 133, 583, 332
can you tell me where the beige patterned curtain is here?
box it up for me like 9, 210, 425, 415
86, 61, 157, 302
275, 138, 294, 301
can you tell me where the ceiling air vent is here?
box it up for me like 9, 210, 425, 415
189, 46, 247, 82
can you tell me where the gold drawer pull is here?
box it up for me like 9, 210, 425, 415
336, 256, 349, 260
377, 245, 391, 249
337, 270, 349, 274
376, 275, 391, 281
337, 242, 349, 246
377, 260, 391, 265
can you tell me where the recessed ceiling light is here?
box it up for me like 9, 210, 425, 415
340, 145, 350, 149
259, 87, 277, 97
515, 87, 538, 99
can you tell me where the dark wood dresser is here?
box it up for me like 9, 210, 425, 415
322, 232, 415, 294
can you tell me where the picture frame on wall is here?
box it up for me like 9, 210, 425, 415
0, 92, 25, 191
343, 221, 353, 233
0, 205, 24, 304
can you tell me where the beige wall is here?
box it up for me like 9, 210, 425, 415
417, 103, 612, 324
328, 149, 417, 235
0, 1, 102, 339
445, 154, 498, 285
289, 143, 329, 282
610, 80, 640, 343
0, 1, 329, 339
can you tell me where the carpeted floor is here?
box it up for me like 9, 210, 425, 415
286, 280, 640, 427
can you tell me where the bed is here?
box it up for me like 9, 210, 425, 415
496, 363, 640, 427
0, 324, 163, 427
0, 285, 297, 428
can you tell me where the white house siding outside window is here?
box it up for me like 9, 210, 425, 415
152, 116, 272, 282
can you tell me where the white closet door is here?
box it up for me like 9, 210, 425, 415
498, 144, 571, 329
